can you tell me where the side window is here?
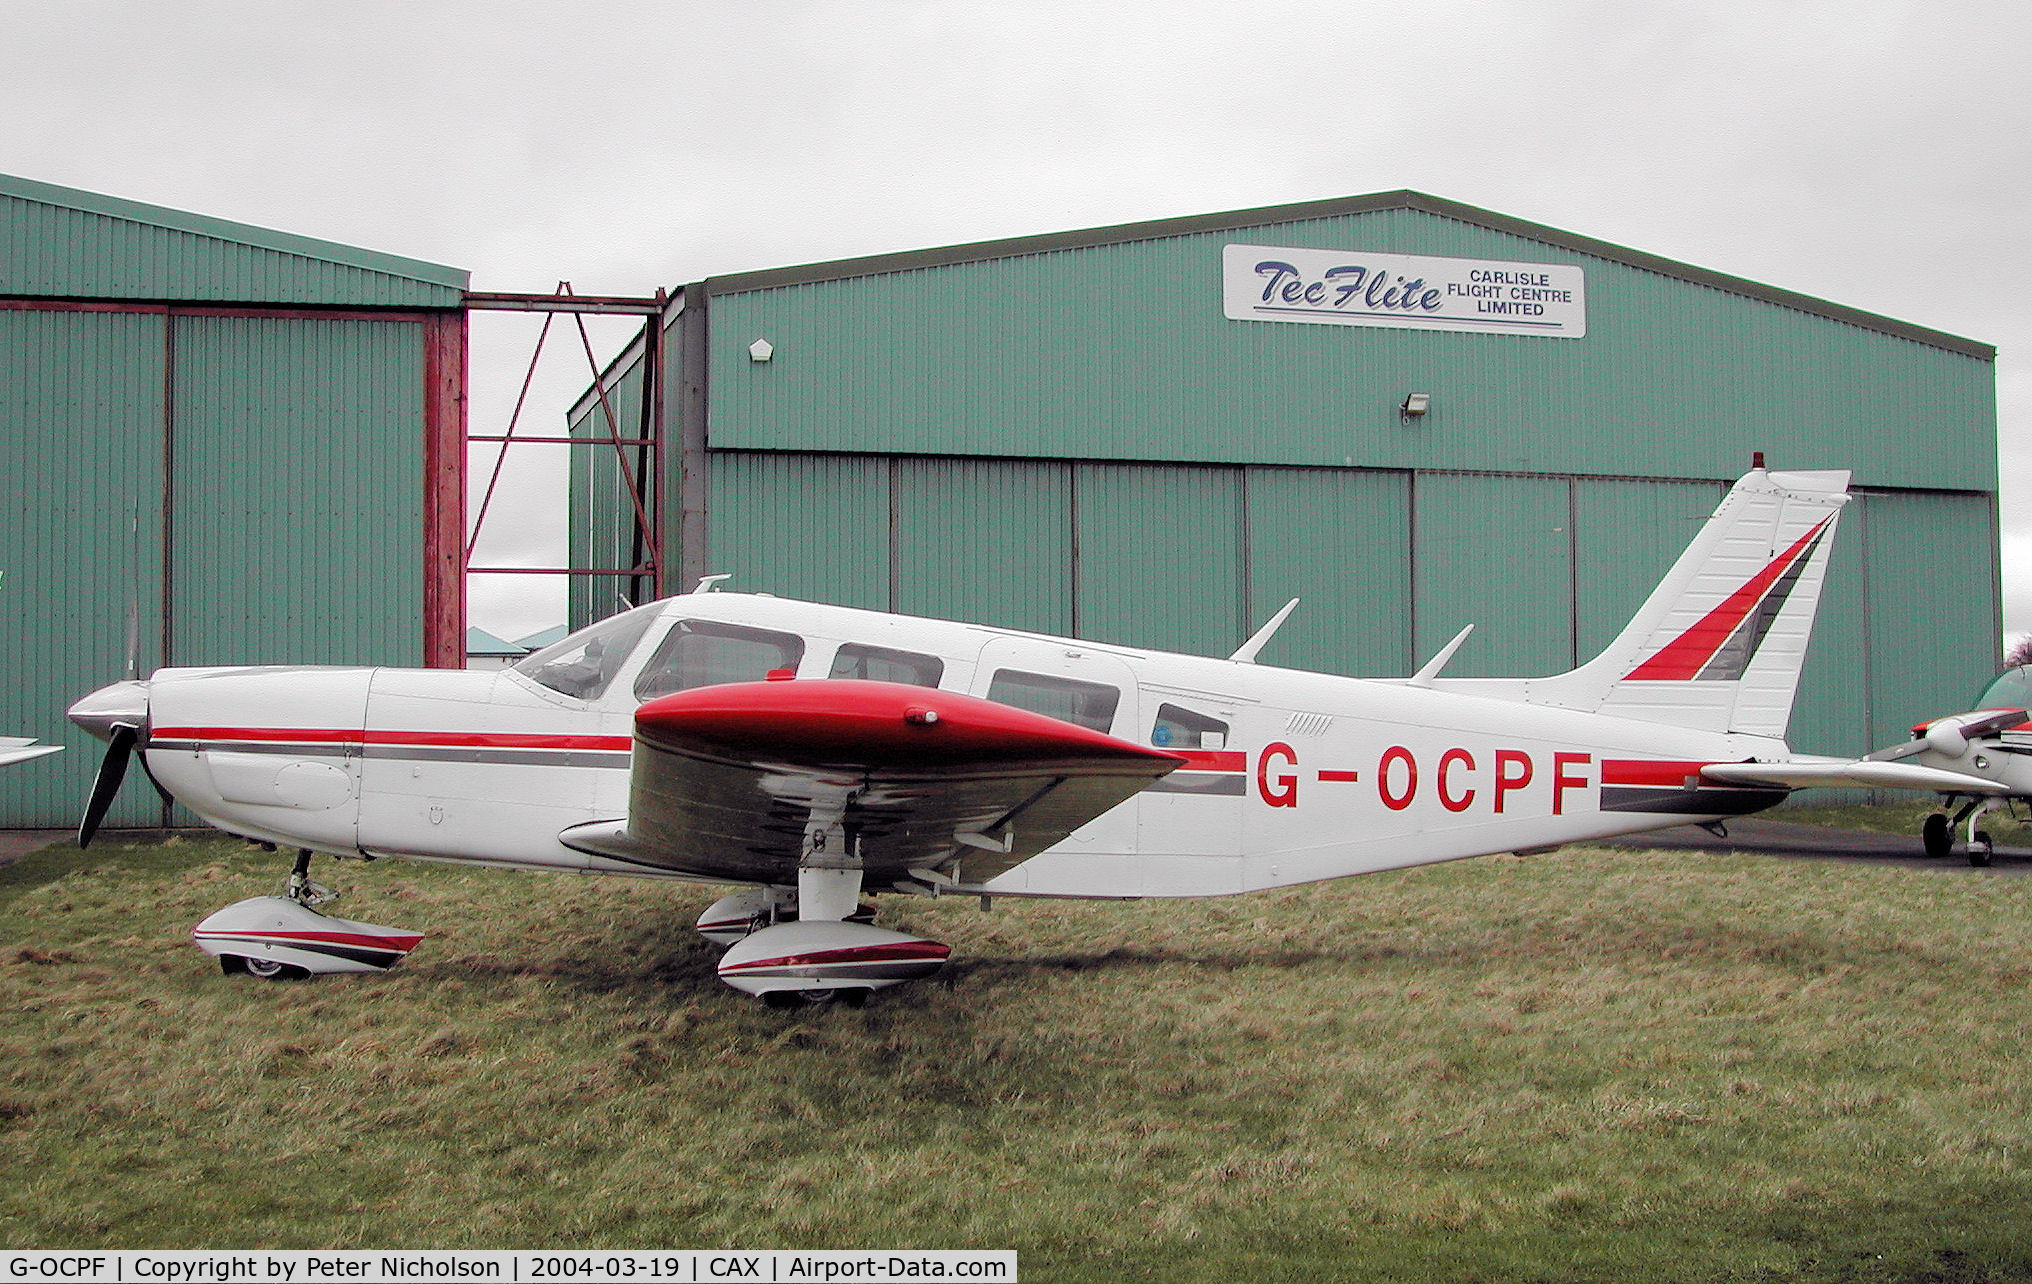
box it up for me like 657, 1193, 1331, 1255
1152, 703, 1229, 750
512, 604, 660, 701
633, 620, 805, 701
829, 643, 945, 688
985, 670, 1120, 733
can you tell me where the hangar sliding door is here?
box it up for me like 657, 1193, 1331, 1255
708, 452, 888, 610
1768, 488, 1998, 766
1412, 474, 1573, 678
1074, 464, 1243, 660
895, 458, 1073, 636
0, 309, 168, 828
1861, 489, 1999, 747
170, 315, 426, 667
1245, 467, 1411, 678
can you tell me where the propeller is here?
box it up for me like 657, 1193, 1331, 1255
78, 723, 138, 848
72, 509, 169, 847
68, 677, 161, 847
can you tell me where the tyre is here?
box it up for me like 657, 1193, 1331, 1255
1922, 813, 1951, 859
761, 989, 837, 1009
1970, 830, 1995, 868
241, 955, 310, 981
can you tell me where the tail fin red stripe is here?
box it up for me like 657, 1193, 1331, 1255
1624, 517, 1832, 681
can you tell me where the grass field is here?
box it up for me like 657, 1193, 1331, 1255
6, 827, 2032, 1281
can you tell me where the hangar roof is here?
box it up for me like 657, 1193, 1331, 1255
0, 172, 468, 309
703, 189, 1991, 361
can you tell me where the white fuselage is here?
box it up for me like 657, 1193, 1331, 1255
136, 593, 1790, 899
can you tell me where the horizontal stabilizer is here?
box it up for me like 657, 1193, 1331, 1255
1701, 759, 2011, 795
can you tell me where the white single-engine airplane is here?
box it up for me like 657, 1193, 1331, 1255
1700, 666, 2032, 866
69, 464, 1851, 1005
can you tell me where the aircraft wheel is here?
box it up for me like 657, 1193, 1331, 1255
1969, 831, 1995, 868
761, 988, 841, 1010
241, 955, 310, 981
1922, 813, 1952, 859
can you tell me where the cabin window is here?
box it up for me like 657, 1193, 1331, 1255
633, 620, 806, 700
985, 670, 1119, 733
1152, 703, 1229, 750
513, 604, 661, 700
829, 643, 944, 688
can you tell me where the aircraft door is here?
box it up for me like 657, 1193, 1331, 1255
969, 636, 1141, 857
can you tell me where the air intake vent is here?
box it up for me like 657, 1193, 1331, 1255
1283, 712, 1333, 738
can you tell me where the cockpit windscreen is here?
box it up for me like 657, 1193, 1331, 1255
513, 605, 661, 700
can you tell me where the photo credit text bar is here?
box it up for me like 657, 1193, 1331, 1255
1, 1250, 1017, 1283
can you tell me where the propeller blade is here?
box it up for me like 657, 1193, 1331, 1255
78, 723, 137, 848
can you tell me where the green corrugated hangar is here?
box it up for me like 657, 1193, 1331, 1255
0, 174, 469, 828
570, 190, 2000, 768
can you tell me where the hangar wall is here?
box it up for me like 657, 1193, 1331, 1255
697, 198, 1992, 489
565, 191, 2000, 765
0, 175, 469, 827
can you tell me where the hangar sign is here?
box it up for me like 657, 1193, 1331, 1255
1223, 243, 1587, 338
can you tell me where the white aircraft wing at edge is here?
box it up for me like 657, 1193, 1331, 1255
0, 737, 61, 768
1701, 758, 2012, 795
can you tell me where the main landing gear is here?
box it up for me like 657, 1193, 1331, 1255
695, 807, 950, 1008
1922, 799, 2005, 867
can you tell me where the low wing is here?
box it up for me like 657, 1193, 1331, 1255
0, 737, 61, 768
561, 679, 1184, 890
1701, 758, 2012, 795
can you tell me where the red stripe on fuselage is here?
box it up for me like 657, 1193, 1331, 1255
1173, 750, 1245, 772
1601, 759, 1719, 788
152, 726, 631, 752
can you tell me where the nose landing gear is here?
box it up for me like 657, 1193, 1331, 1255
192, 847, 424, 979
1928, 799, 2006, 866
284, 847, 336, 908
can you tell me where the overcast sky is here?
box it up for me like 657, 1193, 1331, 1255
5, 0, 2025, 644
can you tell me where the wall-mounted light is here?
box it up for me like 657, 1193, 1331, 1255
748, 338, 774, 363
1400, 392, 1430, 419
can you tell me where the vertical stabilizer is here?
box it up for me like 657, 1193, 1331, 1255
1520, 466, 1850, 736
